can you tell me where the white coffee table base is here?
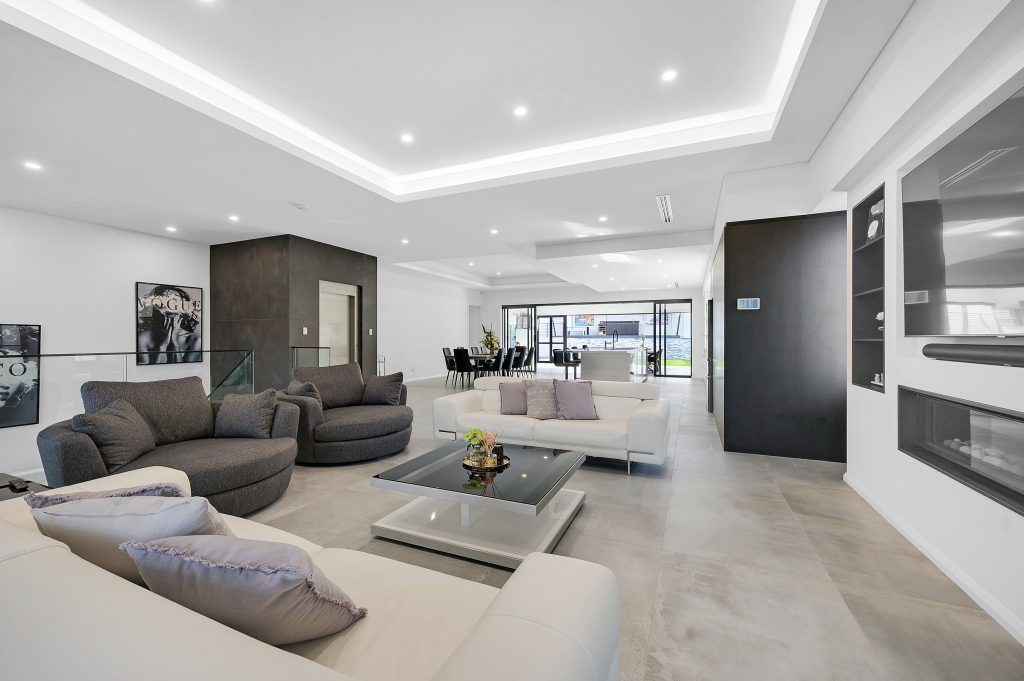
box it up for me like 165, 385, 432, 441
371, 488, 585, 568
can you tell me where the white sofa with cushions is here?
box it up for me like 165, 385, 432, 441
0, 466, 620, 681
433, 376, 670, 471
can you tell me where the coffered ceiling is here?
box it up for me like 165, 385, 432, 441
0, 0, 914, 293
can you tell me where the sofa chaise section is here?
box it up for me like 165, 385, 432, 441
0, 466, 621, 681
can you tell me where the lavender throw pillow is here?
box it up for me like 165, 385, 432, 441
554, 380, 598, 420
499, 381, 527, 415
121, 535, 367, 645
23, 482, 185, 509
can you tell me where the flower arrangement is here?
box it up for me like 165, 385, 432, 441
462, 428, 505, 470
480, 325, 500, 354
463, 428, 496, 455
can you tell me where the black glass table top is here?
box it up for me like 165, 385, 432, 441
373, 442, 585, 508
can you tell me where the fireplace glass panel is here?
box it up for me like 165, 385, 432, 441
899, 387, 1024, 515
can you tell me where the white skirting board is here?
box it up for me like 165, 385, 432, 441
11, 467, 45, 483
843, 473, 1024, 646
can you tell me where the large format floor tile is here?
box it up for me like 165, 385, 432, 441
248, 376, 1023, 680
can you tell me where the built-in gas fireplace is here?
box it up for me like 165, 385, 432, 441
898, 387, 1024, 515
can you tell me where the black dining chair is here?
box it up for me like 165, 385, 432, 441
482, 348, 504, 376
501, 347, 516, 376
511, 346, 525, 376
442, 348, 456, 386
453, 348, 476, 388
520, 347, 535, 376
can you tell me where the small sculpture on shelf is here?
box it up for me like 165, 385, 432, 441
866, 198, 885, 242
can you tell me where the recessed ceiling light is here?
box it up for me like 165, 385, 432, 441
991, 230, 1018, 237
661, 69, 678, 82
656, 259, 663, 263
513, 106, 528, 117
496, 272, 501, 276
592, 264, 598, 268
400, 132, 414, 144
576, 234, 589, 238
490, 228, 499, 235
468, 262, 475, 267
228, 215, 239, 222
23, 160, 42, 171
621, 286, 627, 290
165, 225, 177, 232
598, 215, 608, 222
662, 274, 668, 278
401, 239, 409, 244
609, 277, 615, 281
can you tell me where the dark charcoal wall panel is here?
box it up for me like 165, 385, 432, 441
211, 235, 378, 391
723, 212, 847, 462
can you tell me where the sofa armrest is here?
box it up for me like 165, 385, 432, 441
627, 398, 670, 456
276, 393, 324, 456
399, 384, 408, 406
270, 401, 300, 439
431, 553, 620, 681
432, 390, 483, 437
36, 420, 108, 488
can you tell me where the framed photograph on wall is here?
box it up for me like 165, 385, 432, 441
136, 282, 203, 365
0, 324, 41, 429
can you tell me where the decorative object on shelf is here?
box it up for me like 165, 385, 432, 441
0, 323, 40, 429
136, 282, 203, 365
866, 198, 884, 242
872, 373, 885, 387
462, 428, 510, 470
480, 325, 500, 356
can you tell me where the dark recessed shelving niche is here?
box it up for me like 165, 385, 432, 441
852, 185, 886, 392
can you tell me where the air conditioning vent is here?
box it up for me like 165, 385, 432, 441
905, 290, 930, 304
656, 194, 673, 223
939, 148, 1016, 189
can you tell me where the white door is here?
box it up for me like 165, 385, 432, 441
319, 281, 359, 365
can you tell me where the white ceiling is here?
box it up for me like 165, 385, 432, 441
0, 0, 914, 295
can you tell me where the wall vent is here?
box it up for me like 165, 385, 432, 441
939, 148, 1016, 189
656, 194, 673, 223
905, 290, 930, 304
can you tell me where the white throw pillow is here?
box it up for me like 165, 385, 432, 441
31, 496, 233, 582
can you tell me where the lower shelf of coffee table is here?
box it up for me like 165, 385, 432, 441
370, 488, 585, 568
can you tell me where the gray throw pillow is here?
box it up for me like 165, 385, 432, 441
71, 399, 156, 471
525, 379, 558, 420
362, 372, 404, 405
81, 376, 213, 446
32, 496, 233, 583
554, 380, 598, 420
292, 363, 364, 408
215, 389, 277, 439
499, 381, 528, 415
286, 380, 322, 405
121, 535, 367, 645
24, 482, 185, 509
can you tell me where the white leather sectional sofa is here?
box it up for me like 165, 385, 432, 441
433, 376, 670, 472
0, 466, 621, 681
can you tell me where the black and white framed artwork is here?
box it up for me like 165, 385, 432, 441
136, 282, 203, 365
0, 324, 41, 429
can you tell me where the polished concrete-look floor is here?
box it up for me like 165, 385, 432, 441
251, 375, 1024, 680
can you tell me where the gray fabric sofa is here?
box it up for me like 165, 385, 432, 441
278, 364, 413, 465
36, 376, 299, 516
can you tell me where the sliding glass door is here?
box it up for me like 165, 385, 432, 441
537, 315, 567, 363
501, 306, 535, 368
653, 301, 693, 377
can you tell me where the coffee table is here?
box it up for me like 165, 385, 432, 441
370, 442, 586, 568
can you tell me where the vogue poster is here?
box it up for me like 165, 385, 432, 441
0, 324, 41, 429
136, 282, 203, 365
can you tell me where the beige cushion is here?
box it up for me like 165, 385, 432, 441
456, 412, 537, 440
122, 536, 366, 646
534, 419, 629, 449
287, 548, 497, 681
592, 395, 642, 420
31, 496, 232, 582
0, 521, 350, 681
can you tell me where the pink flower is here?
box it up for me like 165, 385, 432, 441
484, 431, 496, 452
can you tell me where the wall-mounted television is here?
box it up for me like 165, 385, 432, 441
901, 86, 1024, 337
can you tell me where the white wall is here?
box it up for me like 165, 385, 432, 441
815, 1, 1024, 644
376, 267, 481, 381
0, 207, 211, 476
480, 285, 705, 379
